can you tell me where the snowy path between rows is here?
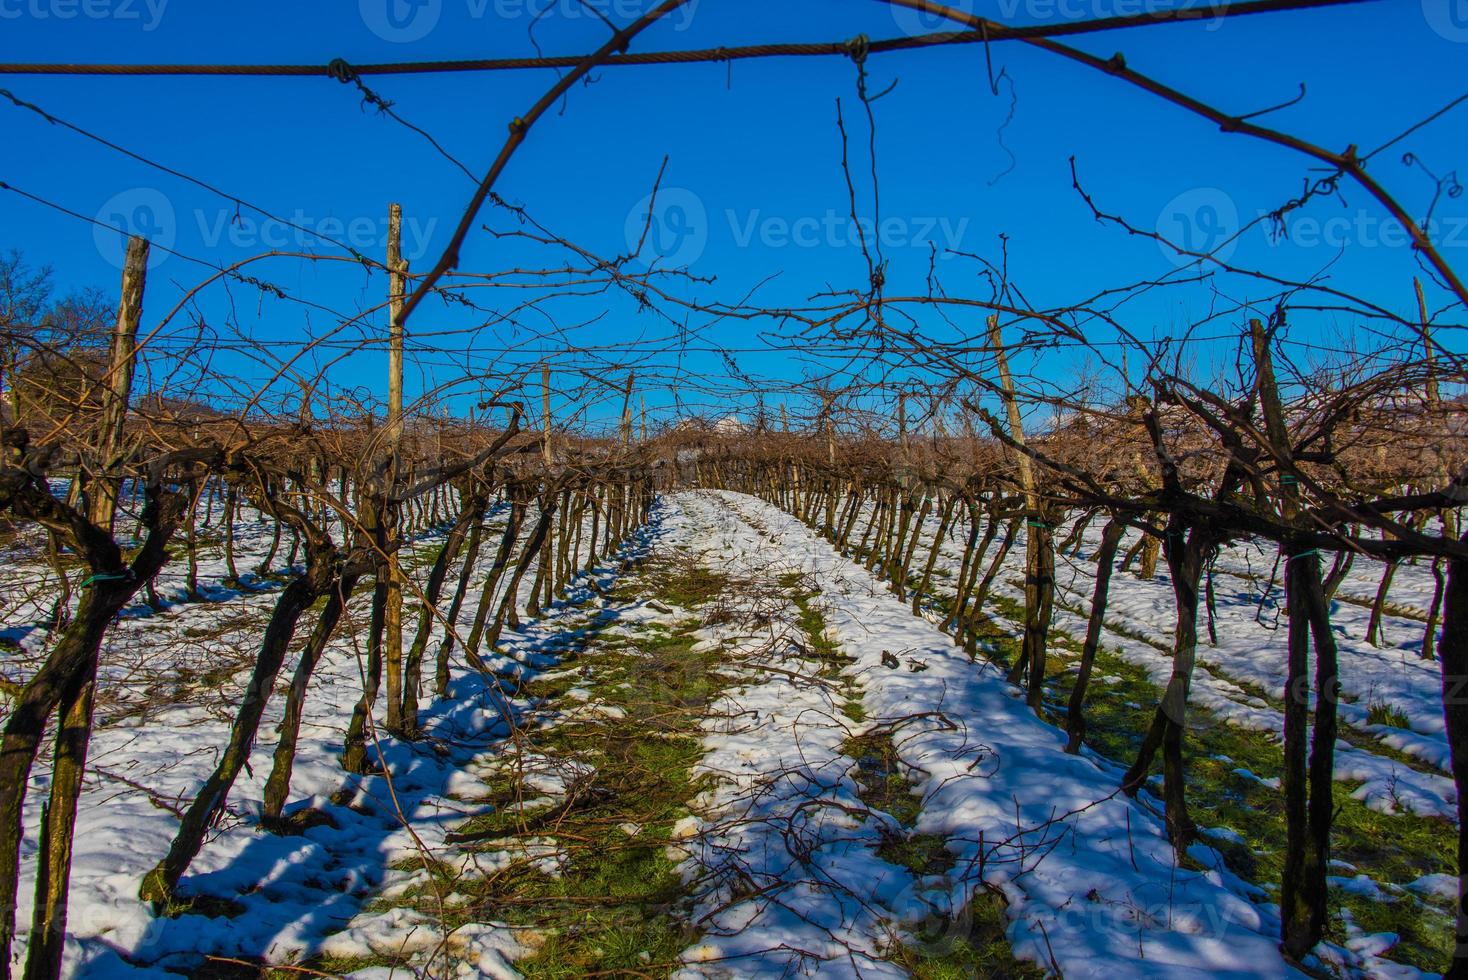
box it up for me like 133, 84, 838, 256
673, 491, 1302, 980
665, 491, 921, 978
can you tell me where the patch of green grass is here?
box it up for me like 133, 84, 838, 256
162, 893, 246, 920
877, 833, 953, 877
518, 916, 690, 979
520, 668, 584, 703
648, 560, 730, 609
1367, 701, 1412, 730
284, 550, 736, 977
400, 540, 448, 573
885, 888, 1046, 980
780, 571, 854, 681
265, 951, 405, 979
457, 555, 735, 976
842, 730, 922, 828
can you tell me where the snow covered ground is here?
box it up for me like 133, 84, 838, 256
4, 496, 615, 977
774, 490, 1456, 977
0, 488, 1455, 977
675, 491, 1301, 979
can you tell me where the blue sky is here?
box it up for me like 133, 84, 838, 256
0, 0, 1463, 430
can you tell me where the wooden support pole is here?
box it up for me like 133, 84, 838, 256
1415, 277, 1441, 409
88, 236, 148, 532
384, 203, 409, 735
542, 363, 553, 466
620, 371, 635, 447
388, 203, 406, 448
988, 314, 1052, 711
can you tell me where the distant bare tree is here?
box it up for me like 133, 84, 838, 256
0, 249, 54, 422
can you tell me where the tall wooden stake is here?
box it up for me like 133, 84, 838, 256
384, 203, 408, 735
1415, 278, 1441, 409
388, 205, 405, 447
23, 235, 149, 980
88, 236, 148, 532
620, 371, 635, 447
989, 314, 1052, 711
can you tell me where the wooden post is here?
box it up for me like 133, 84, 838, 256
824, 394, 836, 466
989, 314, 1052, 711
542, 363, 553, 466
988, 317, 1033, 498
26, 243, 147, 976
88, 236, 148, 532
897, 391, 909, 457
620, 371, 635, 447
388, 203, 406, 450
384, 203, 409, 735
1415, 278, 1441, 409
